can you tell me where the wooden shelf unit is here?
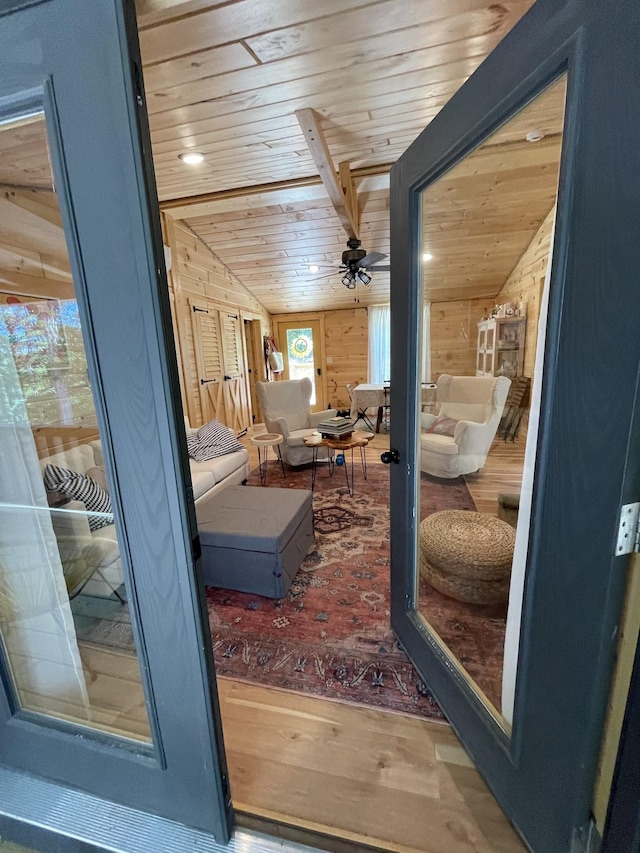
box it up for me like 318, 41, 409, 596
476, 317, 526, 378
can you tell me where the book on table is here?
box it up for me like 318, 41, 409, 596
316, 416, 354, 440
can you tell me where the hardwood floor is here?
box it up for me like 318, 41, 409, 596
68, 643, 526, 853
222, 679, 525, 853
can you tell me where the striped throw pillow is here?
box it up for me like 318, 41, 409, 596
44, 464, 113, 532
188, 419, 243, 462
43, 463, 75, 492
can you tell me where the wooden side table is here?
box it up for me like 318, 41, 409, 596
250, 433, 285, 486
304, 434, 369, 496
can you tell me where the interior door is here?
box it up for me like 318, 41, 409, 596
0, 0, 232, 849
276, 319, 325, 411
389, 1, 640, 851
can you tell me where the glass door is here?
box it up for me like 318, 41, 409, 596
276, 319, 325, 410
389, 1, 640, 850
0, 0, 231, 848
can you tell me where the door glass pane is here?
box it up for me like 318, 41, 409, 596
0, 113, 151, 743
286, 327, 316, 404
415, 76, 567, 730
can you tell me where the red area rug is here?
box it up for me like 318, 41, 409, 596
207, 459, 495, 720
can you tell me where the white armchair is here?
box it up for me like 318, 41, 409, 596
420, 374, 511, 479
256, 378, 336, 466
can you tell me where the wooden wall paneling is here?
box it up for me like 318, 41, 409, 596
177, 291, 203, 427
429, 297, 492, 380
323, 308, 368, 408
495, 207, 555, 378
33, 426, 100, 459
0, 272, 73, 300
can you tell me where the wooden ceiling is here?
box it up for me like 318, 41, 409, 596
138, 0, 545, 313
421, 76, 566, 301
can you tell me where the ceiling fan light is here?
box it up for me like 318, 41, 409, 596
342, 270, 356, 288
357, 270, 372, 285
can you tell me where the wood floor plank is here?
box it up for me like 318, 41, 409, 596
218, 678, 526, 852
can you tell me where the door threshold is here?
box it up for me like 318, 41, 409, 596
237, 808, 405, 853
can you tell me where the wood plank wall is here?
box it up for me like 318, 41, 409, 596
270, 307, 368, 411
429, 207, 553, 381
430, 297, 490, 379
495, 207, 554, 378
163, 214, 272, 427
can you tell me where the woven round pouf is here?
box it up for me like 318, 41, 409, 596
419, 510, 515, 604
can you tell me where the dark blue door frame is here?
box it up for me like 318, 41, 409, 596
389, 0, 640, 850
0, 0, 233, 849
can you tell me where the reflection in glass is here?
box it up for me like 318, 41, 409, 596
415, 77, 567, 728
0, 114, 150, 742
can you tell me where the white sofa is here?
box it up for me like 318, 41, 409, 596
183, 416, 249, 503
39, 427, 249, 598
420, 374, 511, 479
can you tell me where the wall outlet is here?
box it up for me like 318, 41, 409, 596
326, 356, 333, 364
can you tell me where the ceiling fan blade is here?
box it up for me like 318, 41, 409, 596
360, 251, 388, 267
365, 264, 390, 272
303, 270, 340, 284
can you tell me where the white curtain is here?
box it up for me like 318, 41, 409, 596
368, 304, 390, 383
0, 315, 88, 720
421, 301, 432, 383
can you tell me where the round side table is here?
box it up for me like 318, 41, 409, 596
323, 434, 369, 496
250, 433, 285, 486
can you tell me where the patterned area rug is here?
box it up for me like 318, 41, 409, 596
73, 457, 507, 717
206, 460, 492, 720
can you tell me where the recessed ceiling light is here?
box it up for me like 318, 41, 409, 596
422, 252, 433, 262
525, 129, 545, 142
179, 152, 205, 164
308, 264, 320, 273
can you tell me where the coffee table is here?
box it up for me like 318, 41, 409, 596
304, 433, 369, 497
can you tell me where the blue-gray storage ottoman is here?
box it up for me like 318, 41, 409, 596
196, 485, 314, 598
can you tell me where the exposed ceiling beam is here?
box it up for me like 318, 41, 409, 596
161, 163, 391, 220
295, 108, 359, 240
338, 161, 359, 236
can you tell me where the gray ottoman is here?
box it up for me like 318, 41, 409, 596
196, 485, 314, 598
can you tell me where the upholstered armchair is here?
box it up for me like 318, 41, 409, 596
256, 378, 336, 466
420, 374, 511, 479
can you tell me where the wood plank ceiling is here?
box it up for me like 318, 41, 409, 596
137, 0, 540, 313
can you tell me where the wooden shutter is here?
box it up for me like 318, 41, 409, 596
189, 300, 226, 425
221, 312, 242, 378
220, 312, 250, 435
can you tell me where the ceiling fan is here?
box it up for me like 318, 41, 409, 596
310, 238, 390, 289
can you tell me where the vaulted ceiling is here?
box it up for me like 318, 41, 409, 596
137, 0, 539, 313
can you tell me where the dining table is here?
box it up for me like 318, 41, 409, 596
350, 383, 438, 432
350, 383, 389, 433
